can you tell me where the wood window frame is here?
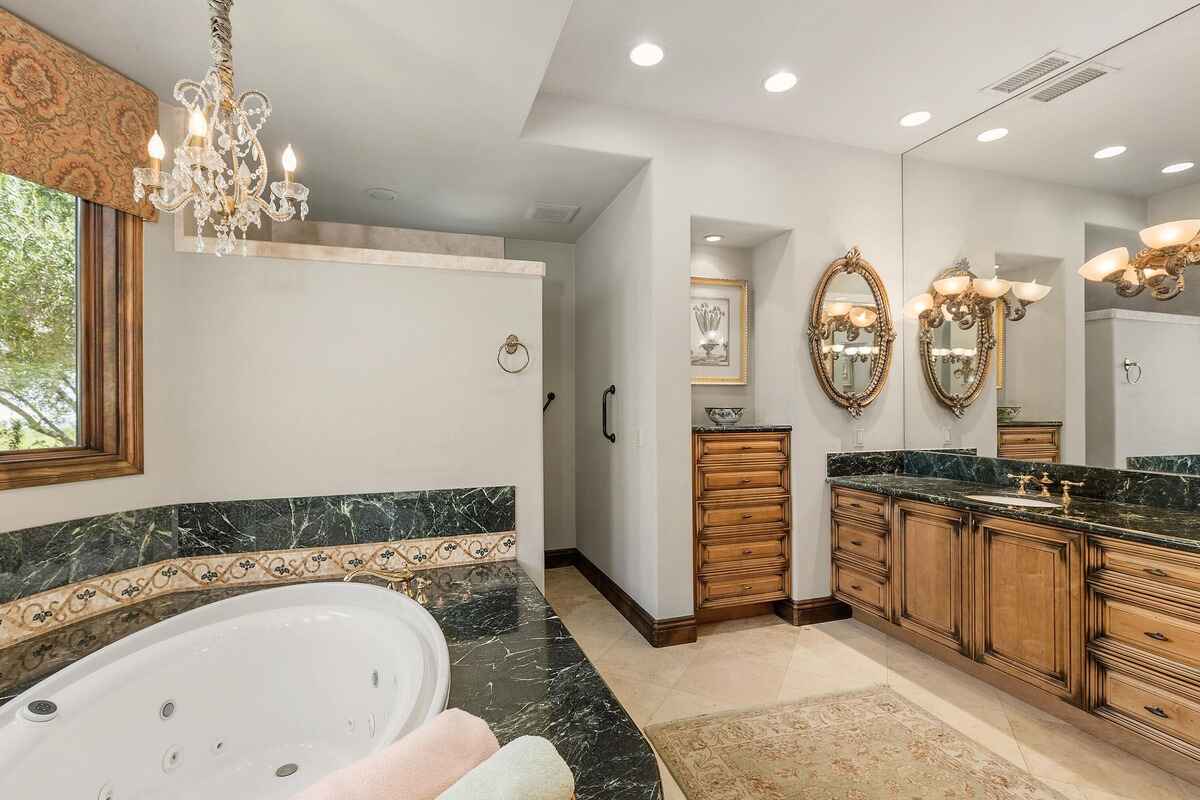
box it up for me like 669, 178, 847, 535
0, 201, 143, 490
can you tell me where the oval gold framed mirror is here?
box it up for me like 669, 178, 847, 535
918, 262, 995, 417
807, 247, 896, 417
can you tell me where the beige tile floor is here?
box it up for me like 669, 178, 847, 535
545, 566, 1200, 800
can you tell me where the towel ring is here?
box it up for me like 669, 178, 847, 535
1122, 358, 1142, 384
497, 334, 531, 374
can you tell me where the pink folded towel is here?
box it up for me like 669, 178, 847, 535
292, 708, 499, 800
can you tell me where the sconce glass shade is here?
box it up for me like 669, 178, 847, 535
1011, 279, 1052, 303
903, 292, 934, 318
848, 307, 878, 327
1078, 247, 1130, 282
830, 344, 845, 353
1139, 220, 1200, 250
972, 276, 1011, 299
932, 275, 971, 296
825, 301, 853, 317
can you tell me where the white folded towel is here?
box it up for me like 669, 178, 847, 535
436, 736, 575, 800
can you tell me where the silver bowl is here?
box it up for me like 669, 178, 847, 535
997, 405, 1022, 424
705, 407, 744, 426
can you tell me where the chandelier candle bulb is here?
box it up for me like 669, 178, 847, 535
282, 144, 297, 183
147, 132, 165, 183
1078, 247, 1130, 282
1139, 219, 1200, 250
187, 109, 208, 141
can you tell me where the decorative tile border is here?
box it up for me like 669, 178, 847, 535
0, 531, 515, 647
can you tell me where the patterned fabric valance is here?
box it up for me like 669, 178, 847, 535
0, 10, 157, 219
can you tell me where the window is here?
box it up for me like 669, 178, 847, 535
0, 173, 143, 490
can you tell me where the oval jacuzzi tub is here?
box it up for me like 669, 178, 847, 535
0, 582, 450, 800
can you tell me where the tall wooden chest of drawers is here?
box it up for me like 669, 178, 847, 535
692, 427, 791, 621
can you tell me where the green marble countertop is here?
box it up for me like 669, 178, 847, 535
829, 473, 1200, 553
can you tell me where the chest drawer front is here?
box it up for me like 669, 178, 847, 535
698, 463, 788, 498
832, 517, 888, 567
1095, 540, 1200, 599
700, 535, 786, 571
833, 561, 888, 619
699, 570, 787, 606
999, 427, 1058, 446
1100, 596, 1200, 670
695, 433, 787, 464
698, 498, 788, 533
1099, 665, 1200, 751
831, 487, 888, 526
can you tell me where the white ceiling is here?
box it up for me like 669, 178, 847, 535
2, 0, 645, 242
906, 6, 1200, 198
541, 0, 1198, 154
690, 217, 789, 249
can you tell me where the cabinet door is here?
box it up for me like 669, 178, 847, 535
973, 515, 1083, 702
893, 501, 969, 655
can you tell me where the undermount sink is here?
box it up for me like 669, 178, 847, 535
965, 494, 1061, 508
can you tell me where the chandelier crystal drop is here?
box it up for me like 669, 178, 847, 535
132, 0, 309, 256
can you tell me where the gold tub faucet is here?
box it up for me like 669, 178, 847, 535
1007, 473, 1034, 495
1060, 480, 1085, 508
344, 565, 415, 592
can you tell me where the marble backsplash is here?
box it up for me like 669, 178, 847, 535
1126, 454, 1200, 477
0, 487, 516, 605
825, 449, 976, 478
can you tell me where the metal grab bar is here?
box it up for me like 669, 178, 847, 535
602, 385, 616, 443
543, 392, 556, 412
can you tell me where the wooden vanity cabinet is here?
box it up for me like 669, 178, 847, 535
693, 430, 791, 620
830, 486, 1200, 774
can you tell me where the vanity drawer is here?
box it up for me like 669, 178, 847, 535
700, 535, 787, 571
697, 463, 788, 498
697, 498, 789, 534
698, 570, 787, 607
695, 433, 787, 464
833, 560, 888, 619
831, 487, 889, 526
832, 516, 888, 568
999, 427, 1058, 447
1094, 539, 1200, 600
1095, 662, 1200, 753
1098, 595, 1200, 670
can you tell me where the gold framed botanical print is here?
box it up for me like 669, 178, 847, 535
690, 277, 749, 385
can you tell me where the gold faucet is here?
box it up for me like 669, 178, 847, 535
1036, 471, 1055, 498
1060, 480, 1084, 508
344, 565, 415, 592
1008, 473, 1034, 495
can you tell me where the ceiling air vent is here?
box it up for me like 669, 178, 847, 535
984, 51, 1076, 94
1028, 64, 1111, 102
525, 202, 581, 224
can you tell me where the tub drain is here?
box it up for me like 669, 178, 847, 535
275, 763, 299, 778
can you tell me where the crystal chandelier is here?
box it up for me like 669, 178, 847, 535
1077, 219, 1200, 300
133, 0, 308, 256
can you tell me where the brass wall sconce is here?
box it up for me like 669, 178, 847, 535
905, 260, 1051, 417
1078, 219, 1200, 301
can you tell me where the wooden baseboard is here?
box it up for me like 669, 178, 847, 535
545, 547, 698, 647
544, 547, 578, 570
774, 596, 852, 626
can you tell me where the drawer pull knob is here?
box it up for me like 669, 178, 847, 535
850, 584, 863, 591
1144, 631, 1170, 642
741, 478, 753, 483
849, 539, 865, 546
740, 584, 753, 591
1144, 567, 1170, 577
741, 513, 754, 519
741, 548, 755, 556
740, 445, 753, 450
847, 502, 862, 508
1144, 705, 1170, 719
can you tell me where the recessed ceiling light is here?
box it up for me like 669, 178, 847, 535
629, 42, 664, 67
1162, 161, 1195, 174
763, 71, 797, 93
977, 127, 1008, 143
365, 187, 399, 202
1093, 145, 1127, 160
899, 110, 932, 128
703, 234, 724, 243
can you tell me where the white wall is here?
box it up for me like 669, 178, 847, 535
505, 239, 576, 552
996, 258, 1065, 423
1085, 309, 1200, 467
902, 158, 1146, 464
3, 212, 547, 589
1148, 180, 1200, 225
689, 244, 755, 425
529, 95, 903, 614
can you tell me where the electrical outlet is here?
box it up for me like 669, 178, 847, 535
854, 428, 865, 449
942, 427, 953, 446
631, 428, 641, 447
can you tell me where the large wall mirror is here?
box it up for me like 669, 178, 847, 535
902, 7, 1200, 475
